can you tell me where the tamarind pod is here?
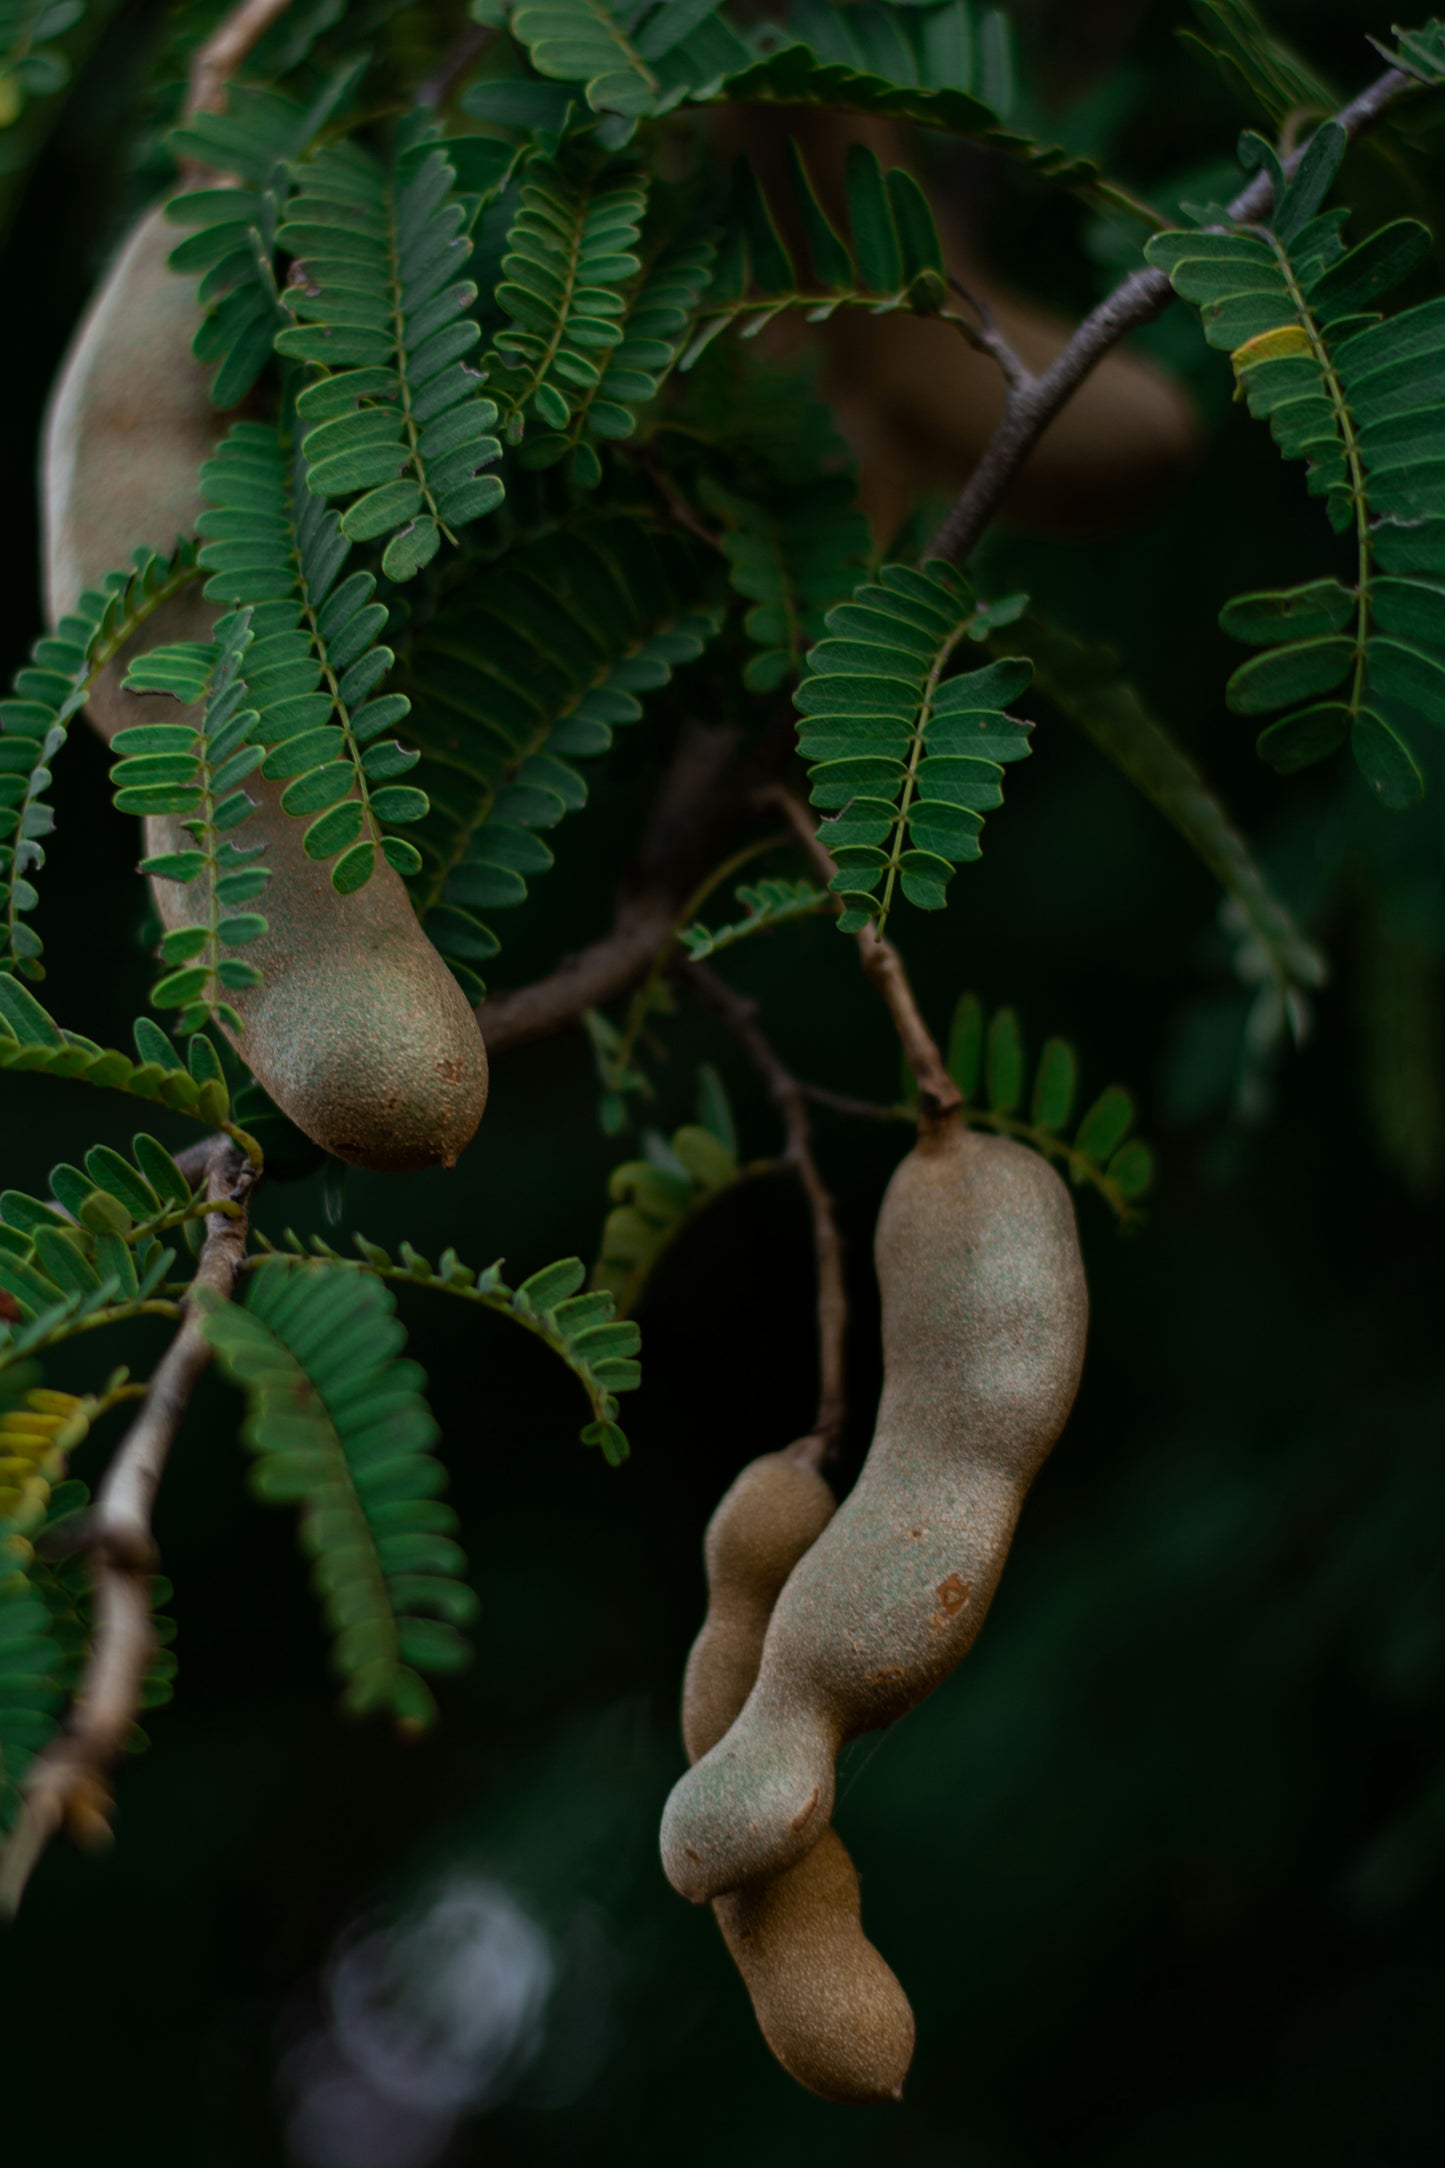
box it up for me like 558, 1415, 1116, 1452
683, 1449, 916, 2105
42, 206, 489, 1170
661, 1121, 1088, 1901
681, 1448, 837, 1764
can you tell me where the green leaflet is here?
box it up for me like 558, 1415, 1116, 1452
491, 181, 715, 486
0, 973, 242, 1147
205, 1261, 473, 1732
165, 80, 347, 407
276, 138, 506, 580
946, 993, 1155, 1222
501, 0, 746, 119
798, 560, 1034, 933
682, 139, 949, 368
679, 878, 829, 960
0, 1377, 115, 1543
990, 615, 1325, 1016
1147, 125, 1445, 808
486, 152, 651, 466
1180, 0, 1337, 128
592, 1068, 740, 1315
0, 1121, 198, 1334
698, 2, 1153, 221
0, 0, 82, 132
197, 420, 425, 893
0, 543, 201, 980
0, 1467, 83, 1839
116, 612, 271, 1031
267, 1234, 642, 1465
0, 1470, 176, 1846
1370, 19, 1445, 84
400, 515, 720, 1000
703, 471, 871, 693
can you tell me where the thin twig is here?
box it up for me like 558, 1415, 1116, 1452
479, 721, 745, 1055
946, 273, 1034, 393
685, 962, 847, 1460
799, 1080, 911, 1125
0, 1141, 259, 1914
757, 785, 962, 1125
633, 450, 729, 555
925, 59, 1418, 565
185, 0, 295, 118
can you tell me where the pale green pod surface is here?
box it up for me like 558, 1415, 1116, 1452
41, 205, 489, 1170
662, 1121, 1089, 1901
679, 1448, 916, 2105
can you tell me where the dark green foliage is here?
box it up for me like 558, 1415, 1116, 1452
0, 1126, 197, 1338
0, 1371, 156, 1838
683, 139, 948, 369
0, 0, 82, 131
1371, 17, 1445, 82
562, 230, 715, 473
799, 561, 1034, 932
995, 615, 1326, 1019
0, 972, 239, 1144
1, 1457, 173, 1840
703, 0, 1144, 213
205, 1259, 474, 1731
275, 137, 507, 579
593, 1068, 740, 1314
705, 471, 871, 694
1181, 0, 1336, 124
946, 994, 1155, 1220
489, 182, 715, 483
267, 1233, 642, 1464
165, 78, 359, 405
0, 1469, 85, 1837
1, 544, 200, 980
485, 151, 650, 470
196, 421, 425, 892
400, 515, 719, 999
1148, 126, 1445, 806
679, 877, 828, 960
115, 612, 271, 1032
500, 0, 746, 119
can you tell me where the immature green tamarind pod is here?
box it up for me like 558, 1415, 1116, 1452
41, 206, 489, 1171
662, 1119, 1088, 1901
684, 1448, 916, 2105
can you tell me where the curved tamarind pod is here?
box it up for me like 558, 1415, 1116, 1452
681, 1449, 837, 1761
42, 205, 489, 1170
683, 1449, 915, 2106
662, 1120, 1088, 1901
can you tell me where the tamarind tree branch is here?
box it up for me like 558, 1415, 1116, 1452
480, 720, 747, 1055
0, 1140, 259, 1915
757, 786, 962, 1125
186, 0, 296, 118
685, 961, 848, 1459
799, 1081, 911, 1126
925, 57, 1418, 565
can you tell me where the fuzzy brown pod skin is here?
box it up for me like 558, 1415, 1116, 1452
682, 1449, 916, 2106
662, 1120, 1089, 1902
41, 204, 489, 1170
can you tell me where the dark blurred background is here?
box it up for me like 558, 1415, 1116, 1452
2, 1, 1442, 2162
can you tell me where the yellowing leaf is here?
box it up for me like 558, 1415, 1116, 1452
1231, 322, 1312, 388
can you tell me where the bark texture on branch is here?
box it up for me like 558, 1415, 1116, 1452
0, 1142, 258, 1913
